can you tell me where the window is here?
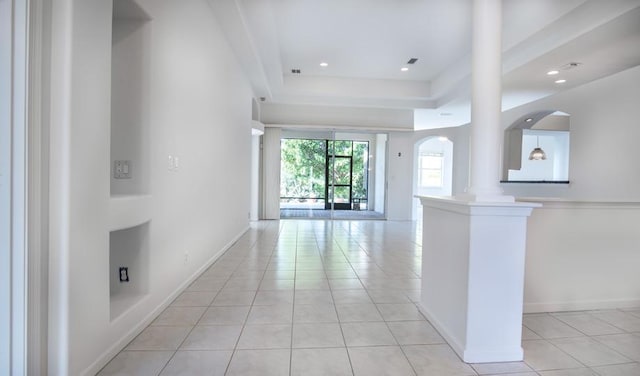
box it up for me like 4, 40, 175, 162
418, 153, 444, 188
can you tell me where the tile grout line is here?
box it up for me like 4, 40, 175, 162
222, 225, 270, 376
327, 232, 357, 376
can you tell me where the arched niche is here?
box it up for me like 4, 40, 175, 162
502, 111, 570, 182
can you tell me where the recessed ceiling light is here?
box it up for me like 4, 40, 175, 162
401, 67, 409, 72
438, 136, 448, 142
319, 62, 328, 67
547, 70, 559, 75
439, 112, 452, 116
555, 79, 566, 84
525, 118, 533, 122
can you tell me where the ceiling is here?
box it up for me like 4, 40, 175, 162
209, 0, 640, 129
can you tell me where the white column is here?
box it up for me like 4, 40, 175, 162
416, 2, 543, 363
262, 127, 282, 219
468, 0, 512, 202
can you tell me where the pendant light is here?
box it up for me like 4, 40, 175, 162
528, 136, 547, 160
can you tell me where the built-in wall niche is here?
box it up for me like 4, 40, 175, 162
111, 0, 151, 196
110, 221, 150, 320
502, 111, 570, 183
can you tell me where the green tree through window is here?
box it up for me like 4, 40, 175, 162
352, 142, 368, 199
280, 139, 326, 201
280, 139, 369, 206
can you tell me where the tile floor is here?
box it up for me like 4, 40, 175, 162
98, 220, 640, 376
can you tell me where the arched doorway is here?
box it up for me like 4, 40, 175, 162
413, 136, 453, 219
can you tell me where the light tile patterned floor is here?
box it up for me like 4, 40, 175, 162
98, 220, 640, 375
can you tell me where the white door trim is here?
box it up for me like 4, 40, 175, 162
1, 0, 30, 374
26, 0, 51, 374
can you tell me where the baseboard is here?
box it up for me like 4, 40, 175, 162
524, 298, 640, 313
462, 347, 523, 363
83, 225, 250, 376
418, 303, 524, 363
416, 303, 466, 361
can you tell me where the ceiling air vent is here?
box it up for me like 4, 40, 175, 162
560, 62, 581, 70
291, 69, 301, 74
407, 58, 418, 65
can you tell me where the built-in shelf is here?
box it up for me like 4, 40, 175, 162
110, 222, 150, 321
109, 2, 152, 322
109, 194, 152, 232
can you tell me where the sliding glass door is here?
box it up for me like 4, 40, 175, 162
279, 131, 380, 219
326, 140, 353, 210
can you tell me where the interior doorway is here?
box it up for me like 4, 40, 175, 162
413, 136, 454, 219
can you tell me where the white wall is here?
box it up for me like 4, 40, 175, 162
523, 199, 640, 312
386, 132, 414, 220
261, 103, 414, 130
110, 15, 151, 196
48, 1, 253, 374
374, 134, 387, 213
387, 126, 464, 220
501, 65, 640, 200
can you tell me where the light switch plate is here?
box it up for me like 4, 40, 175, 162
114, 160, 132, 179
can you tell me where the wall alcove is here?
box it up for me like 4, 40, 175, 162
109, 221, 150, 320
111, 0, 151, 196
109, 0, 153, 321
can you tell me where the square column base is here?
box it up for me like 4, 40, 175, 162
417, 196, 539, 363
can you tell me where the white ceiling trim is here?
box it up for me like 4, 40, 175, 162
263, 123, 414, 132
207, 0, 272, 98
272, 94, 435, 110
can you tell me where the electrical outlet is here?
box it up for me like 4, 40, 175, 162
119, 267, 129, 282
184, 251, 189, 264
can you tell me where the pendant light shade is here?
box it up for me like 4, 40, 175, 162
528, 136, 547, 160
528, 147, 547, 160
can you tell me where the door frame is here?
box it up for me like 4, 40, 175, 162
1, 0, 29, 373
324, 140, 354, 210
1, 1, 51, 374
325, 154, 353, 210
